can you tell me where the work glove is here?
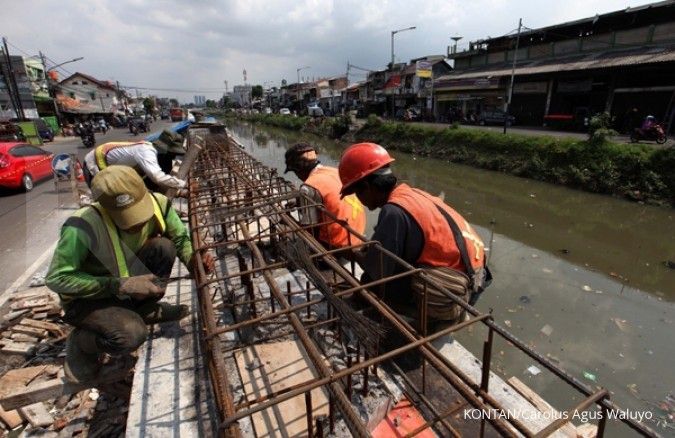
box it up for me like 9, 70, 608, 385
118, 274, 163, 300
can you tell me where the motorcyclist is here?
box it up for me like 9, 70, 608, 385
640, 115, 656, 135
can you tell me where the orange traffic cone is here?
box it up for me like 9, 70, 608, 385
74, 159, 85, 182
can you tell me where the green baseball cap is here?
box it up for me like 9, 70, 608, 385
91, 166, 153, 230
154, 130, 186, 155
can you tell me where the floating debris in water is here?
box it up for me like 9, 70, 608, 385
504, 320, 512, 328
526, 365, 542, 376
542, 268, 553, 273
664, 260, 675, 270
581, 285, 593, 292
583, 371, 598, 382
611, 317, 630, 332
518, 295, 531, 304
559, 249, 570, 254
540, 324, 553, 336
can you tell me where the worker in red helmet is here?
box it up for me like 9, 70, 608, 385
285, 143, 366, 249
338, 142, 491, 328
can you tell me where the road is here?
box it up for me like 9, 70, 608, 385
0, 120, 173, 293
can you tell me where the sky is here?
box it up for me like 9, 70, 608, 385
1, 0, 659, 102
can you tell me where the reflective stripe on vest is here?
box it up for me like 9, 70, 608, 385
304, 166, 366, 247
94, 142, 145, 170
91, 194, 166, 278
387, 184, 485, 272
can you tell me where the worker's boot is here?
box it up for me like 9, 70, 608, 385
140, 303, 190, 324
64, 329, 102, 383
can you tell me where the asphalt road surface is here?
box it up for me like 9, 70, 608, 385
0, 120, 173, 293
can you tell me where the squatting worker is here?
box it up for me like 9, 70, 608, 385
338, 142, 491, 328
284, 143, 366, 248
83, 136, 186, 193
46, 166, 215, 383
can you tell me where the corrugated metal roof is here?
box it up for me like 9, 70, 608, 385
438, 47, 675, 81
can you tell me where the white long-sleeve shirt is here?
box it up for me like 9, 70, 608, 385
84, 142, 186, 189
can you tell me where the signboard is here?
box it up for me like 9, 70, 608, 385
557, 79, 592, 93
52, 154, 72, 176
436, 77, 500, 91
416, 61, 432, 78
513, 82, 548, 94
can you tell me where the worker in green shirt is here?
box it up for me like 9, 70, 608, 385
46, 165, 214, 383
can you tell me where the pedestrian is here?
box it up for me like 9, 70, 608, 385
82, 138, 186, 193
46, 166, 214, 383
284, 143, 366, 249
338, 142, 491, 330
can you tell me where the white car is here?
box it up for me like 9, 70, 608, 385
279, 108, 291, 115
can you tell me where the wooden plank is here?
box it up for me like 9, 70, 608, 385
0, 364, 132, 410
11, 325, 47, 338
31, 312, 48, 320
0, 404, 23, 429
508, 377, 577, 438
2, 309, 30, 322
19, 402, 52, 427
1, 341, 35, 355
19, 319, 64, 335
10, 333, 39, 343
432, 338, 571, 438
234, 339, 330, 438
576, 423, 598, 438
10, 298, 51, 311
9, 288, 51, 301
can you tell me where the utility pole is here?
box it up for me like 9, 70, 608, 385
504, 18, 522, 134
39, 50, 62, 121
2, 37, 25, 120
0, 43, 20, 119
389, 26, 416, 119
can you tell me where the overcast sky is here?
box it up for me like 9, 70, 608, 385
2, 0, 657, 102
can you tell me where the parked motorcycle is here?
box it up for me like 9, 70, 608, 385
631, 124, 667, 144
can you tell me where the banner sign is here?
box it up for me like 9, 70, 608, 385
416, 61, 433, 78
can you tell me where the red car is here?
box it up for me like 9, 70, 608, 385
0, 142, 54, 191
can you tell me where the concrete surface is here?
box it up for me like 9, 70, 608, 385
126, 261, 217, 437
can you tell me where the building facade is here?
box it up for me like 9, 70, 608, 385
56, 72, 119, 117
438, 0, 675, 133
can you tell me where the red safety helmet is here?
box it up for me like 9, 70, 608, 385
338, 142, 395, 196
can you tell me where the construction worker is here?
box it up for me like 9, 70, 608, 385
284, 143, 366, 248
82, 135, 186, 192
338, 142, 491, 328
46, 166, 215, 383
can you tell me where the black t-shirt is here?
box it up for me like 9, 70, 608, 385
363, 203, 424, 281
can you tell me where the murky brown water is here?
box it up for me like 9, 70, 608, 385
228, 120, 675, 436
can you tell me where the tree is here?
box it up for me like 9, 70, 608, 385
143, 97, 155, 113
205, 99, 217, 108
169, 98, 179, 108
251, 85, 263, 99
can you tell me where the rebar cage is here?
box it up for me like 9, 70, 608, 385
185, 124, 658, 438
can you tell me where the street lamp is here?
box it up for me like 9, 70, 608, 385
391, 26, 416, 68
390, 27, 415, 118
47, 56, 84, 72
296, 66, 310, 106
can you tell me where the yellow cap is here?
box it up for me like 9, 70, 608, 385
91, 166, 153, 230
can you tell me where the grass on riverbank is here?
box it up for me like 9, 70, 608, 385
215, 111, 674, 206
355, 117, 674, 206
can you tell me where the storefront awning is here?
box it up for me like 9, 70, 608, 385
437, 46, 675, 81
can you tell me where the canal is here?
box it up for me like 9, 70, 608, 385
227, 120, 674, 435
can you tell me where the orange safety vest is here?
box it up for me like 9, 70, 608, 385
94, 142, 143, 170
387, 184, 485, 272
304, 166, 366, 248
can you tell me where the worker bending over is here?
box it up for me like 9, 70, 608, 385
338, 142, 491, 329
83, 134, 185, 192
285, 143, 366, 248
46, 166, 214, 383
